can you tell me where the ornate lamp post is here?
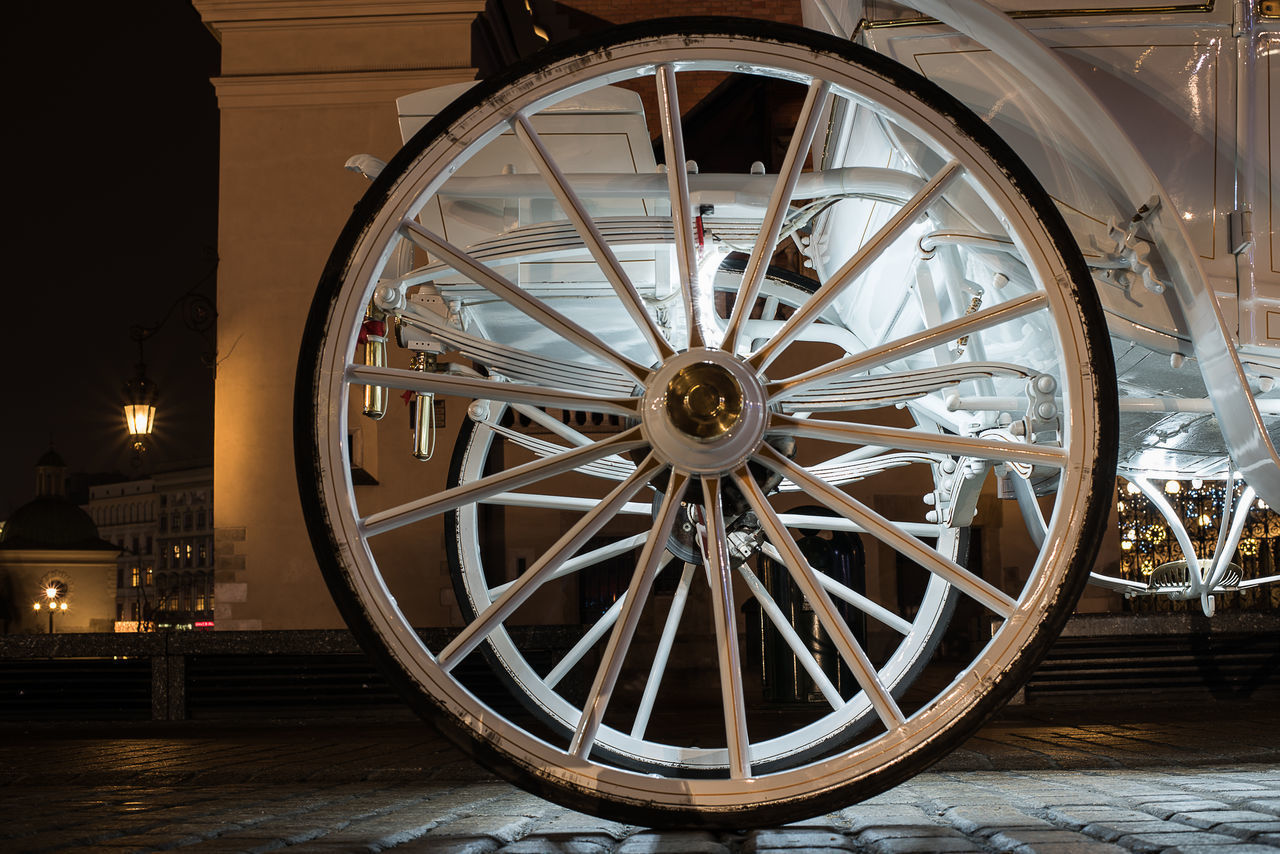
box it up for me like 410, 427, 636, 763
34, 581, 68, 634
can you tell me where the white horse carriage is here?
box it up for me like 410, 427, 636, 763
295, 0, 1280, 826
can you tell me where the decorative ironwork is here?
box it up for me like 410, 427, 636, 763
1115, 478, 1280, 612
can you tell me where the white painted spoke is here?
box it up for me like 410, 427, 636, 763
513, 114, 674, 364
736, 561, 844, 708
545, 596, 626, 689
759, 542, 913, 635
467, 416, 635, 481
401, 219, 650, 382
655, 65, 704, 350
776, 512, 941, 539
732, 467, 905, 731
361, 427, 647, 538
489, 533, 650, 598
481, 493, 649, 515
630, 559, 696, 739
438, 454, 665, 671
769, 414, 1067, 469
348, 364, 637, 419
753, 444, 1017, 618
750, 160, 964, 371
571, 471, 690, 758
769, 292, 1048, 400
510, 403, 600, 448
700, 476, 751, 778
723, 79, 831, 354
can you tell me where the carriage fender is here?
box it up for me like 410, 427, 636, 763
859, 0, 1280, 505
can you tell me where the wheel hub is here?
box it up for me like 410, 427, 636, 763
665, 362, 744, 441
641, 349, 767, 474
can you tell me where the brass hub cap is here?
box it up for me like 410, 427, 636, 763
665, 362, 744, 441
640, 348, 767, 475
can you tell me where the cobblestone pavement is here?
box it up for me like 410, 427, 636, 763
1, 701, 1277, 853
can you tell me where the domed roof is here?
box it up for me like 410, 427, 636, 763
0, 496, 115, 551
36, 448, 66, 468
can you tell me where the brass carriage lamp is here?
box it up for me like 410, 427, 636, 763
123, 363, 158, 450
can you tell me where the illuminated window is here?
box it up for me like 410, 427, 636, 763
131, 566, 140, 588
145, 566, 153, 586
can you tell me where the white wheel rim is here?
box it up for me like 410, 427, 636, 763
304, 26, 1107, 817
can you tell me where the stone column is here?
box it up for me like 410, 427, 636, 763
194, 0, 483, 629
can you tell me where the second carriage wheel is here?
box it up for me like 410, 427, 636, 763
297, 18, 1117, 827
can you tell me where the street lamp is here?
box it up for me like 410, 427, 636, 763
123, 363, 158, 452
34, 581, 68, 634
118, 262, 217, 458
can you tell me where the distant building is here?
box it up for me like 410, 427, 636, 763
85, 466, 214, 631
0, 450, 118, 633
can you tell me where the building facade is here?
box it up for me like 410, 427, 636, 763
86, 467, 214, 630
0, 452, 118, 633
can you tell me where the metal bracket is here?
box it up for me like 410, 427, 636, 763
1229, 209, 1254, 255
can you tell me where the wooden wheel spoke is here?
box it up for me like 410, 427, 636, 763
438, 454, 666, 671
753, 444, 1016, 618
655, 65, 705, 350
758, 542, 913, 635
361, 427, 646, 537
723, 79, 831, 354
731, 466, 906, 731
570, 471, 690, 758
768, 292, 1049, 400
750, 161, 964, 371
630, 560, 697, 739
401, 219, 650, 382
348, 364, 637, 419
700, 475, 751, 778
513, 114, 674, 363
488, 533, 650, 598
736, 561, 844, 708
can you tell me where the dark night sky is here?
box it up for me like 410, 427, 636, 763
2, 2, 220, 516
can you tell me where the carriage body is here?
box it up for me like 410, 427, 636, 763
837, 0, 1280, 489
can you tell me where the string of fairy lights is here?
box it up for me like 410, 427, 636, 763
1115, 477, 1280, 612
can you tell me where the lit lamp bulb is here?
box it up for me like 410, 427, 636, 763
45, 587, 58, 600
123, 364, 158, 451
1164, 480, 1180, 494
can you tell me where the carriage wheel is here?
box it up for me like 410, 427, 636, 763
296, 18, 1116, 827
